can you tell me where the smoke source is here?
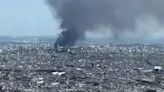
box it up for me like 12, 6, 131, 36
47, 0, 164, 47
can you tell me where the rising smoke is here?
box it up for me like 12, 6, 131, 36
47, 0, 164, 47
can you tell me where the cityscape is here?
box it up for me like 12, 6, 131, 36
1, 0, 164, 92
0, 37, 164, 92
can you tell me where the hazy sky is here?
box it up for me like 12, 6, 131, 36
0, 0, 60, 36
0, 0, 164, 41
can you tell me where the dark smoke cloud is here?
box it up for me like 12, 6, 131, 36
47, 0, 164, 47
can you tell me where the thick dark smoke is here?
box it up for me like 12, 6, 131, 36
47, 0, 164, 47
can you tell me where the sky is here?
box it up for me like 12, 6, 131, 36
0, 0, 164, 41
0, 0, 61, 36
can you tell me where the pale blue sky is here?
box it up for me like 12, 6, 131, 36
0, 0, 164, 40
0, 0, 60, 36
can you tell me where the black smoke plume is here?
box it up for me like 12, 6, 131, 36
47, 0, 164, 47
